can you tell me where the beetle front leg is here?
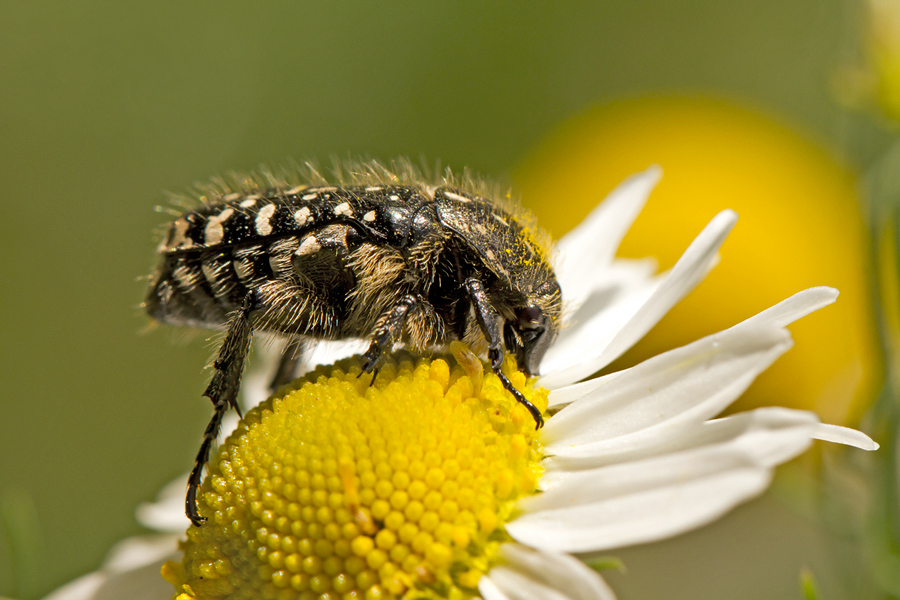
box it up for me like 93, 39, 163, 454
187, 293, 254, 527
465, 278, 544, 428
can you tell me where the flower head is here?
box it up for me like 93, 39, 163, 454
43, 168, 877, 600
165, 349, 548, 600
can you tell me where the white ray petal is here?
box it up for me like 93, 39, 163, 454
547, 261, 660, 363
507, 465, 770, 553
498, 544, 618, 600
486, 567, 580, 600
813, 423, 879, 450
542, 325, 793, 449
554, 166, 662, 311
103, 534, 180, 572
540, 210, 737, 388
542, 407, 820, 483
42, 574, 105, 600
241, 358, 272, 411
241, 337, 372, 413
739, 286, 839, 330
42, 549, 175, 600
479, 574, 515, 600
546, 370, 619, 409
546, 286, 836, 409
511, 404, 848, 552
300, 339, 369, 373
526, 443, 762, 512
136, 476, 190, 532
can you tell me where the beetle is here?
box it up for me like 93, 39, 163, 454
144, 161, 562, 526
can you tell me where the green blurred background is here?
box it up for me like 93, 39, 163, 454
0, 1, 888, 599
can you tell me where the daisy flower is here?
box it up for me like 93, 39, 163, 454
42, 167, 877, 600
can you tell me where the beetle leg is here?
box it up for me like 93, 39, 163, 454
361, 294, 420, 373
187, 292, 254, 527
464, 278, 544, 429
269, 337, 304, 391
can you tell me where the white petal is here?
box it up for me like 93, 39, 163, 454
241, 356, 273, 411
103, 534, 180, 572
813, 423, 879, 450
507, 451, 770, 552
240, 333, 283, 411
545, 260, 660, 370
478, 574, 514, 600
542, 407, 820, 480
136, 476, 190, 532
540, 210, 737, 388
41, 550, 175, 600
546, 370, 619, 410
738, 286, 838, 330
300, 339, 369, 373
241, 336, 371, 412
542, 325, 793, 449
42, 573, 105, 600
497, 544, 617, 600
554, 166, 661, 312
82, 558, 174, 600
526, 443, 761, 512
511, 405, 852, 552
486, 567, 578, 600
546, 286, 836, 409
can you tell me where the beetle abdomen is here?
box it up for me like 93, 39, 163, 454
146, 185, 432, 330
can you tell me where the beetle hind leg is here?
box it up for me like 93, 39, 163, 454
186, 293, 254, 527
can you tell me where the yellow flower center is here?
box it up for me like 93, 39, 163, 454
163, 344, 547, 600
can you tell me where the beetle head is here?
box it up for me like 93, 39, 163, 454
505, 296, 560, 378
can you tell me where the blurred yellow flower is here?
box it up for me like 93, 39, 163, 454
515, 97, 879, 425
867, 0, 900, 122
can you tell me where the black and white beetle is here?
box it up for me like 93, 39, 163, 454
144, 161, 562, 526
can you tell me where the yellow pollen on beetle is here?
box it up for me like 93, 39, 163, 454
164, 352, 547, 600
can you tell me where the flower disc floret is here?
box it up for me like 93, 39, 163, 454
165, 352, 547, 600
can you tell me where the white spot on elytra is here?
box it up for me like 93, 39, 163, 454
297, 236, 321, 256
333, 202, 353, 217
255, 204, 277, 236
222, 192, 241, 202
363, 210, 376, 222
389, 194, 399, 201
161, 218, 190, 251
365, 186, 382, 192
492, 213, 508, 226
287, 186, 306, 195
302, 193, 318, 201
239, 198, 257, 208
294, 207, 312, 226
204, 208, 234, 245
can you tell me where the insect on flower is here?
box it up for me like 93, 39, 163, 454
143, 160, 563, 526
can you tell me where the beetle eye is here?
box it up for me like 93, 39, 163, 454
518, 305, 543, 329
